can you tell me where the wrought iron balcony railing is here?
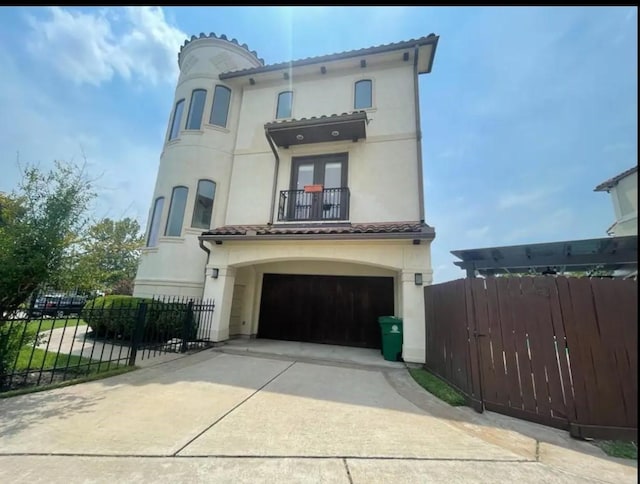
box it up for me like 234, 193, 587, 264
277, 187, 350, 222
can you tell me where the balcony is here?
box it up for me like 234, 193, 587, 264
278, 187, 350, 222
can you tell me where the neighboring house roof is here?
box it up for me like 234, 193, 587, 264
594, 165, 638, 192
200, 222, 435, 241
218, 34, 439, 79
451, 235, 638, 276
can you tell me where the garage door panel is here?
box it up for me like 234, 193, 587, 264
258, 274, 394, 348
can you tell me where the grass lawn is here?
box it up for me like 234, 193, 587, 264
15, 347, 126, 373
408, 367, 467, 406
594, 440, 637, 460
26, 318, 87, 333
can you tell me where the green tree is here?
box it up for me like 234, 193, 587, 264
61, 217, 144, 293
0, 161, 95, 315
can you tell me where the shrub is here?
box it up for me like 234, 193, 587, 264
0, 322, 37, 384
81, 295, 191, 343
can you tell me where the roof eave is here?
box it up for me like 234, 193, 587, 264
199, 230, 435, 243
219, 35, 439, 80
417, 35, 439, 74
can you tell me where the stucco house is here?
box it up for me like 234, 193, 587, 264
133, 32, 440, 363
594, 165, 638, 237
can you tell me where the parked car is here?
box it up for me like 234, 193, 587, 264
31, 295, 87, 318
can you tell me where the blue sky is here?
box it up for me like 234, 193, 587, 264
0, 6, 637, 283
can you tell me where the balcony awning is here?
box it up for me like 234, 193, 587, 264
265, 111, 368, 148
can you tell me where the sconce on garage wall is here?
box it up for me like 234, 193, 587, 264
211, 268, 219, 279
414, 273, 423, 285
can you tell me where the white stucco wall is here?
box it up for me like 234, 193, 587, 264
226, 63, 421, 225
134, 38, 262, 297
607, 172, 637, 237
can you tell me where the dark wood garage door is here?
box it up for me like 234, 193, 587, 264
258, 273, 394, 349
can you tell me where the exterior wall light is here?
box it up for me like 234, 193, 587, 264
211, 268, 219, 279
296, 134, 304, 141
414, 273, 423, 285
331, 130, 340, 137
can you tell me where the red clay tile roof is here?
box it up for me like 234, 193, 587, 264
202, 222, 434, 238
218, 34, 439, 79
264, 111, 368, 128
594, 166, 638, 191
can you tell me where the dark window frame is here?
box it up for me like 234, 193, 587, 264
276, 90, 293, 119
191, 179, 216, 229
185, 89, 207, 130
209, 85, 232, 128
287, 153, 349, 221
168, 99, 185, 140
354, 79, 373, 110
146, 196, 165, 247
289, 153, 349, 190
164, 186, 189, 237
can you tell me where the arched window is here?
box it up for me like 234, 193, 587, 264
146, 197, 164, 247
191, 180, 216, 229
354, 80, 372, 109
209, 85, 231, 127
168, 99, 185, 140
186, 89, 207, 130
276, 91, 293, 119
164, 186, 188, 237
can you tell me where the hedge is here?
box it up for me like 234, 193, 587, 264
81, 295, 193, 343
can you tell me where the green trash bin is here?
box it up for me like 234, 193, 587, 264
378, 316, 403, 362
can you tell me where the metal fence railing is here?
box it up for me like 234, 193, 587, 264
0, 295, 215, 393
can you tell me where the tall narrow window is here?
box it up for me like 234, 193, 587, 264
191, 180, 216, 229
276, 91, 293, 119
354, 80, 372, 109
186, 89, 207, 130
168, 99, 185, 140
209, 85, 231, 127
146, 197, 164, 247
165, 186, 188, 237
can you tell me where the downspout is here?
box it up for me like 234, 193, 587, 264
413, 46, 426, 223
198, 238, 211, 263
265, 128, 280, 225
198, 238, 211, 297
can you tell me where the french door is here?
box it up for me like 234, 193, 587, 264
289, 153, 348, 221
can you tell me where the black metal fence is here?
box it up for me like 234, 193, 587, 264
0, 295, 214, 393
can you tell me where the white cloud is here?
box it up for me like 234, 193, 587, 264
465, 225, 490, 239
0, 39, 160, 230
497, 186, 561, 210
26, 7, 185, 86
503, 208, 574, 244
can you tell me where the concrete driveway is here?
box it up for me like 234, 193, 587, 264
0, 346, 636, 483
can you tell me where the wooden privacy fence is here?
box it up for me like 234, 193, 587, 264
424, 276, 637, 441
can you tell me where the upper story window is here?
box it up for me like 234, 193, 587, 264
185, 89, 207, 130
165, 186, 188, 237
191, 179, 216, 229
276, 91, 293, 119
146, 197, 164, 247
354, 80, 372, 109
209, 85, 231, 127
168, 99, 185, 140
